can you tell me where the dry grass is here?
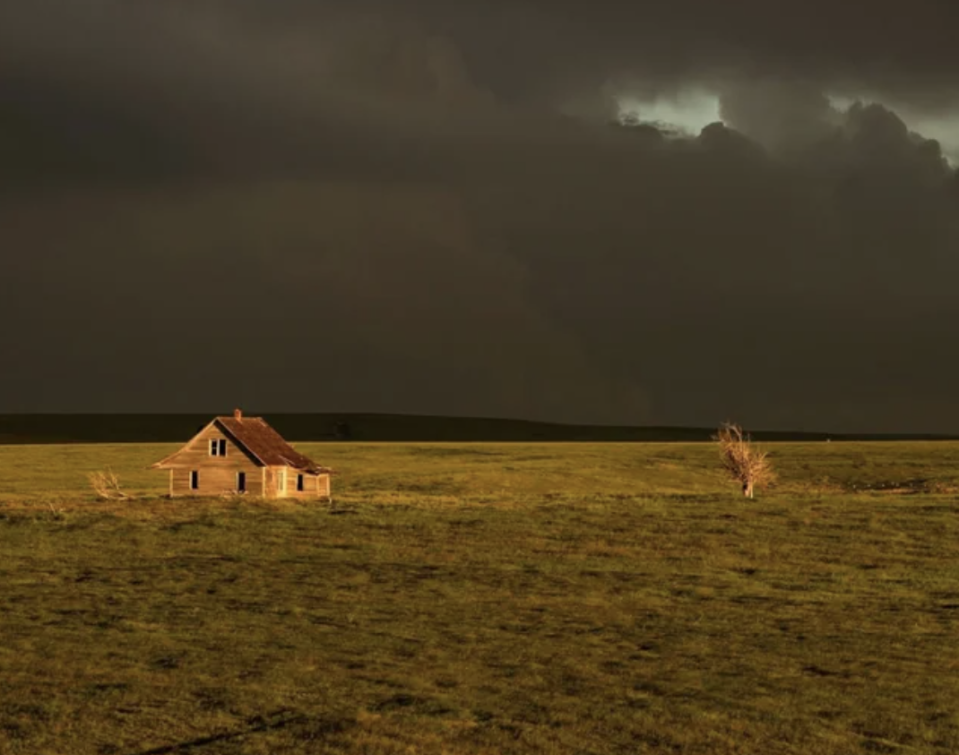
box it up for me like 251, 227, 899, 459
0, 441, 957, 754
87, 469, 129, 500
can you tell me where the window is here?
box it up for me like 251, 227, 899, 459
296, 474, 304, 492
236, 472, 246, 492
190, 470, 199, 490
277, 469, 286, 493
210, 438, 227, 456
219, 438, 227, 456
209, 439, 217, 456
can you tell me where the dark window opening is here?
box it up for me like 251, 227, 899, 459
219, 438, 227, 456
209, 439, 218, 456
237, 472, 246, 492
297, 474, 304, 492
190, 471, 199, 490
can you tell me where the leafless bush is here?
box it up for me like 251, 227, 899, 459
88, 470, 128, 500
713, 422, 776, 498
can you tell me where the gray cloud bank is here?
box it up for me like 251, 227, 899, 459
2, 1, 958, 432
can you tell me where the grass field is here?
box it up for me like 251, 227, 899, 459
0, 441, 957, 754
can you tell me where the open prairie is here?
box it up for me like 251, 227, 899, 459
0, 441, 957, 754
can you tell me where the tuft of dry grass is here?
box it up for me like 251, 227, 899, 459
87, 469, 128, 500
714, 423, 777, 497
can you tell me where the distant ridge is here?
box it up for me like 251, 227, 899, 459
1, 413, 957, 445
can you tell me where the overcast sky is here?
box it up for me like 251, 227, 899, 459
2, 0, 958, 432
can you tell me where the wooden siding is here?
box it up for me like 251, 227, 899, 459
264, 466, 331, 499
286, 471, 331, 499
170, 468, 265, 497
317, 473, 331, 498
165, 424, 263, 497
263, 466, 279, 499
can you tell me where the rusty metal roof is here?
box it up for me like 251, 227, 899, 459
215, 416, 328, 473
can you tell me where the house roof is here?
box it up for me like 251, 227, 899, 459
151, 414, 330, 473
216, 416, 328, 473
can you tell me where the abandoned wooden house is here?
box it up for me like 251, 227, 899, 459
151, 410, 332, 499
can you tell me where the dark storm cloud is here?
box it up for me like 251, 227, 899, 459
0, 3, 451, 185
1, 1, 958, 431
200, 0, 959, 104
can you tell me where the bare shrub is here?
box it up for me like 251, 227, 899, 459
713, 422, 776, 498
88, 470, 128, 500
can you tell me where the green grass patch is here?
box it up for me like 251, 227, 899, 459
0, 442, 957, 753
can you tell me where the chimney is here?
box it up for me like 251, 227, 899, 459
234, 408, 242, 422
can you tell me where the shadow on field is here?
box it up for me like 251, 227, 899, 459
128, 709, 351, 754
